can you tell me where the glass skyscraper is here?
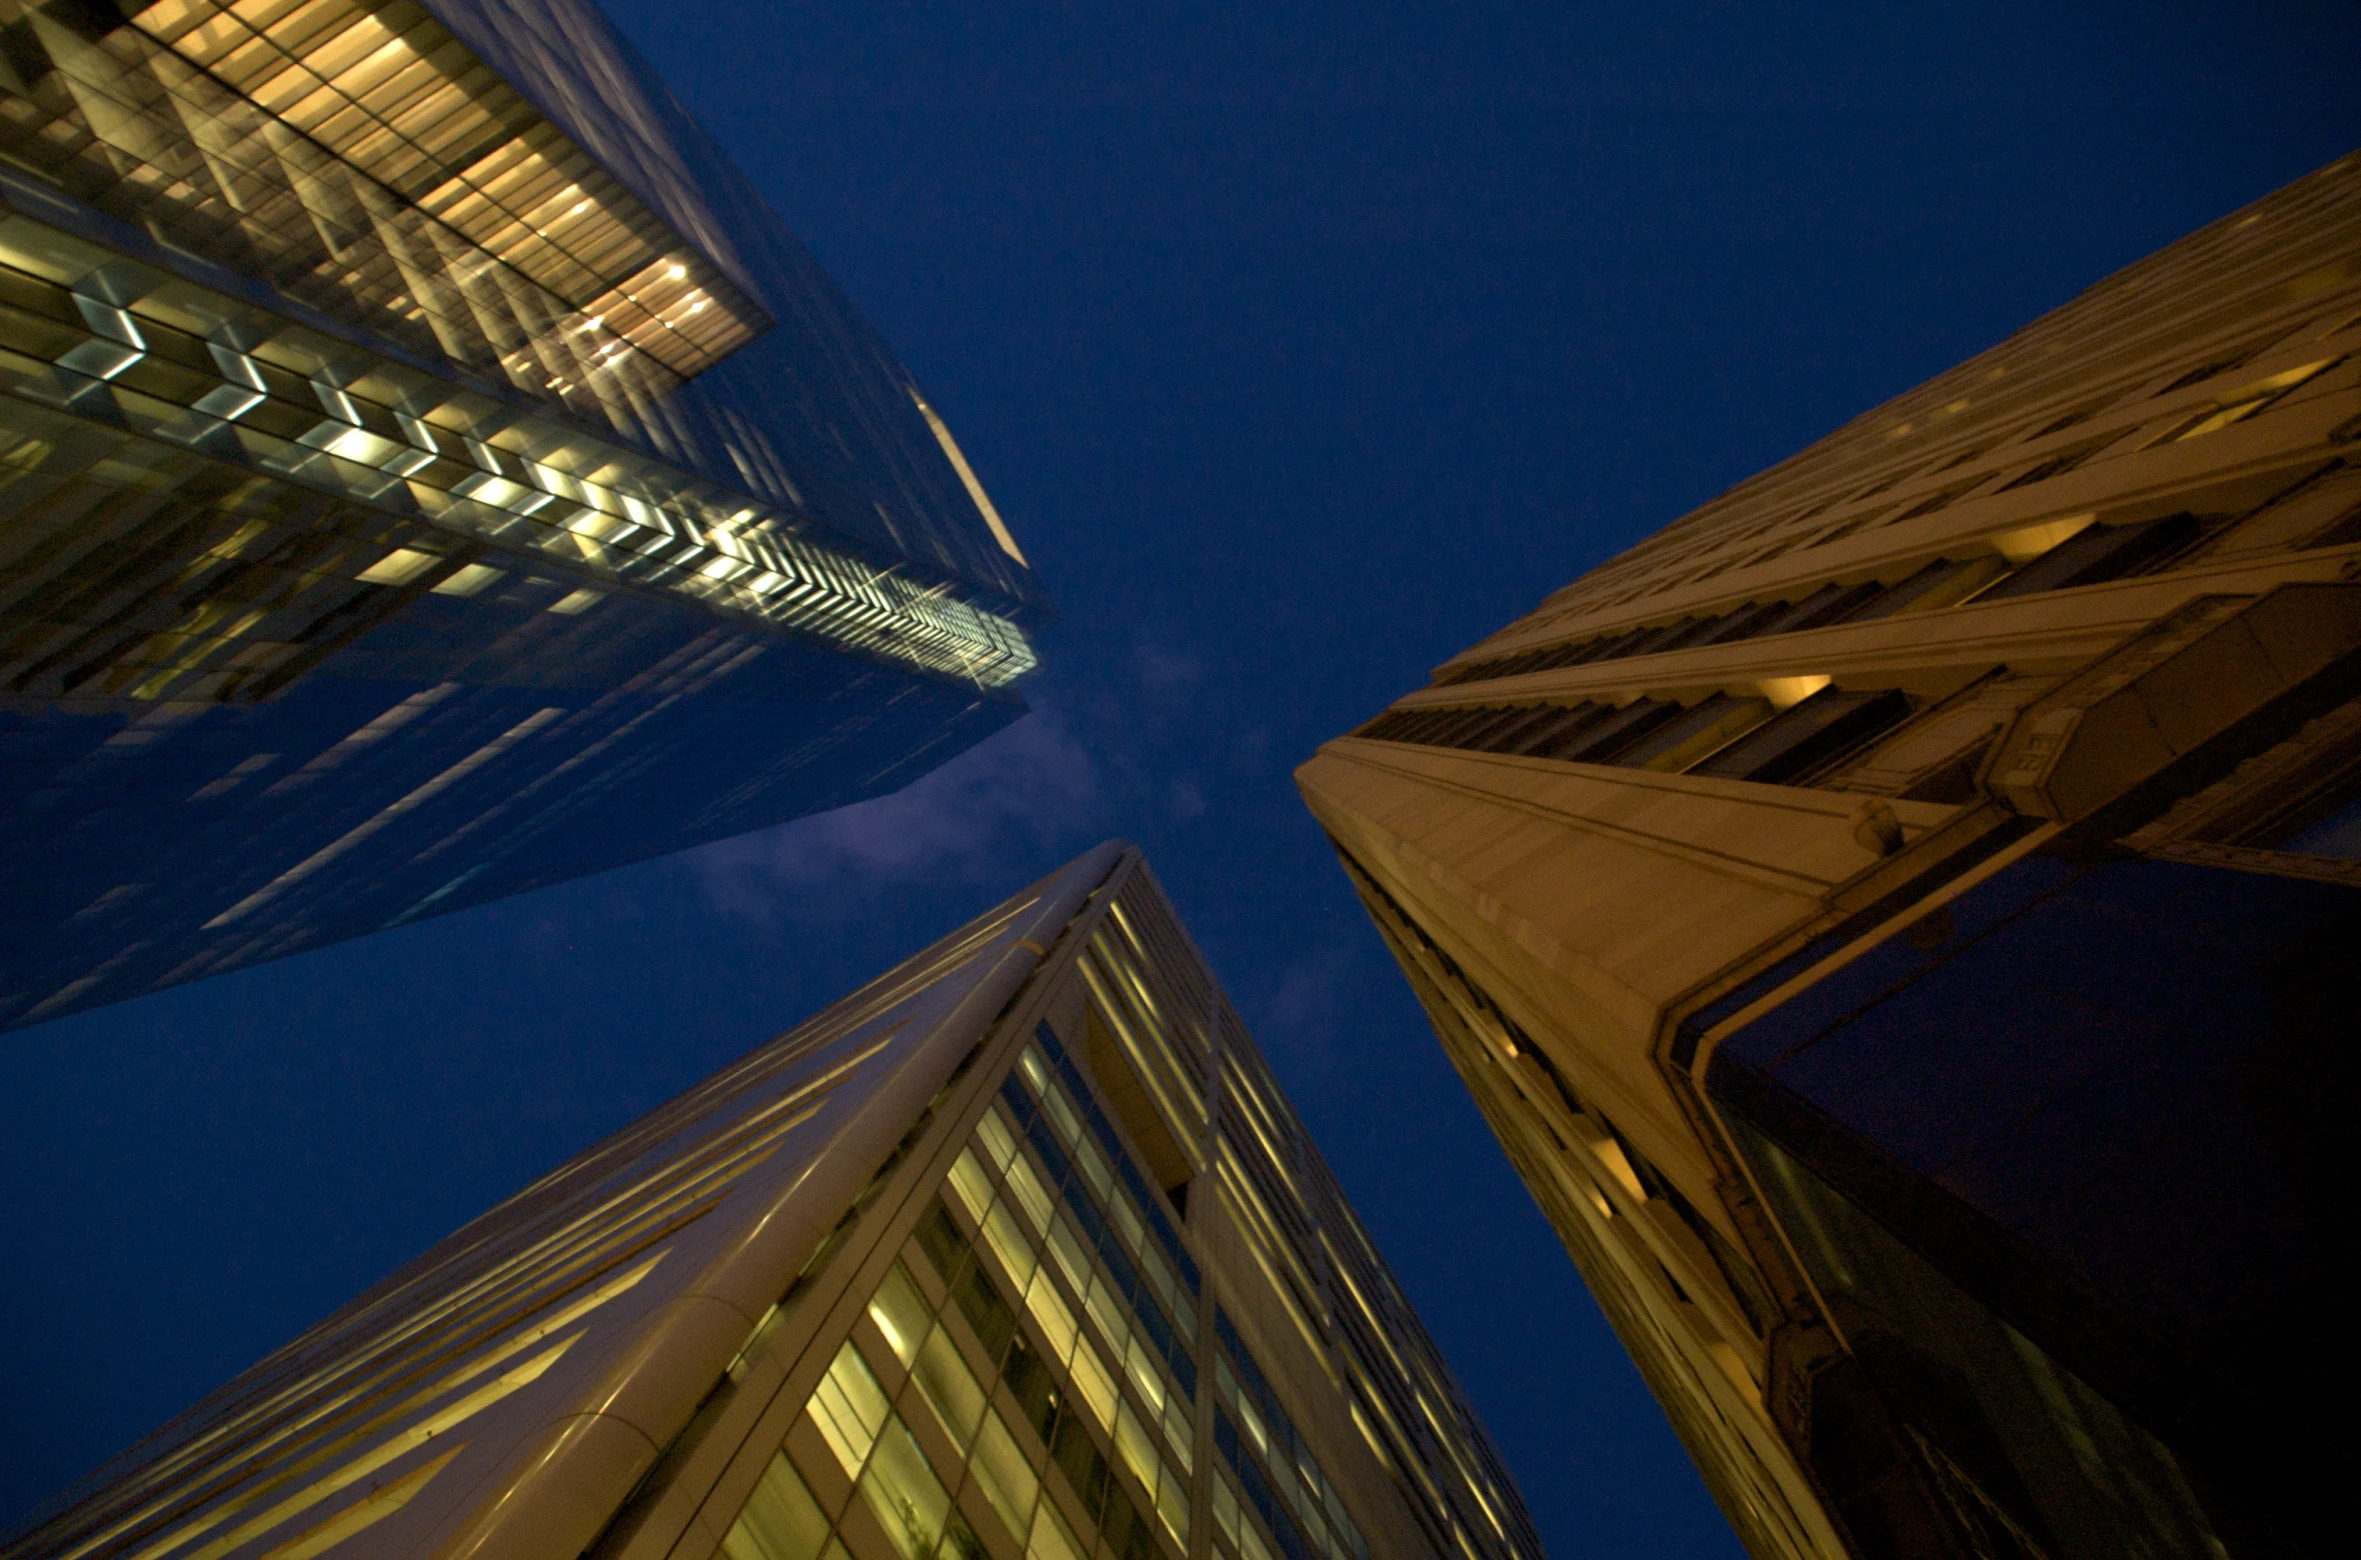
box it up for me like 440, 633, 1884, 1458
1302, 153, 2361, 1559
0, 0, 1048, 1028
0, 843, 1540, 1560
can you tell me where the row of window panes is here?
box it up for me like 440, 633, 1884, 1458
1212, 1315, 1369, 1560
1003, 1041, 1200, 1364
0, 243, 1037, 686
1357, 684, 1915, 790
149, 0, 755, 363
1024, 1023, 1201, 1293
911, 1197, 1187, 1560
1074, 941, 1211, 1138
1540, 337, 2343, 617
1097, 899, 1222, 1099
727, 1260, 1073, 1560
1209, 1022, 1532, 1560
1209, 1464, 1285, 1560
954, 1112, 1198, 1482
1100, 899, 1527, 1560
996, 1066, 1200, 1376
1431, 512, 2205, 687
725, 1175, 1211, 1560
1076, 928, 1491, 1560
1212, 1410, 1351, 1560
3, 17, 733, 416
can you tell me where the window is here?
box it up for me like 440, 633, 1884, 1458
1554, 699, 1682, 763
1609, 695, 1773, 773
1513, 704, 1615, 757
1355, 685, 1914, 790
1995, 430, 2120, 492
2121, 697, 2361, 883
2147, 358, 2341, 444
1975, 514, 2198, 602
2278, 794, 2361, 861
1691, 688, 1913, 786
1756, 581, 1887, 635
1844, 556, 2010, 621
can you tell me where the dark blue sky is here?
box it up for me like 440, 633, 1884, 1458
4, 5, 2356, 1556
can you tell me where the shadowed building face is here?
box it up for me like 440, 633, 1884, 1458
0, 0, 1048, 1029
0, 843, 1539, 1560
1301, 151, 2361, 1560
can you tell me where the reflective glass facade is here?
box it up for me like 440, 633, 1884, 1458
0, 844, 1540, 1560
0, 0, 1048, 1027
1706, 850, 2355, 1559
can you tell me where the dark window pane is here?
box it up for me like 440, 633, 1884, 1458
914, 1201, 968, 1284
1456, 707, 1536, 750
1433, 707, 1503, 744
1002, 1335, 1058, 1440
938, 1511, 987, 1560
1611, 694, 1773, 772
1759, 580, 1889, 636
1557, 698, 1681, 762
1534, 638, 1606, 670
1689, 599, 1791, 648
1978, 514, 2200, 601
1408, 710, 1465, 744
1520, 703, 1614, 757
1646, 616, 1725, 654
1693, 688, 1914, 785
2280, 798, 2361, 858
1846, 557, 2008, 622
1052, 1415, 1109, 1518
1469, 706, 1561, 753
1623, 618, 1705, 656
951, 1260, 1014, 1361
1570, 627, 1653, 665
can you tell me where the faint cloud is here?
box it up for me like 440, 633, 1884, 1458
1168, 776, 1206, 820
1230, 725, 1271, 778
1136, 642, 1202, 693
1132, 639, 1206, 729
691, 702, 1099, 921
1253, 940, 1362, 1067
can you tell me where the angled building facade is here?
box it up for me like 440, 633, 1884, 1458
1, 843, 1540, 1560
1299, 153, 2361, 1560
0, 0, 1048, 1028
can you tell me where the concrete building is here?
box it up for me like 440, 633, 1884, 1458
1299, 152, 2361, 1559
0, 0, 1047, 1028
0, 843, 1539, 1560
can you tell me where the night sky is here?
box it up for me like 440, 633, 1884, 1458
4, 5, 2357, 1557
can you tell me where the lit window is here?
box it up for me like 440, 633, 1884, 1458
430, 564, 504, 597
356, 548, 438, 585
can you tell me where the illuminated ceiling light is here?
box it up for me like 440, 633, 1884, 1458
1993, 515, 2096, 564
357, 548, 440, 586
1759, 674, 1832, 709
431, 564, 505, 598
